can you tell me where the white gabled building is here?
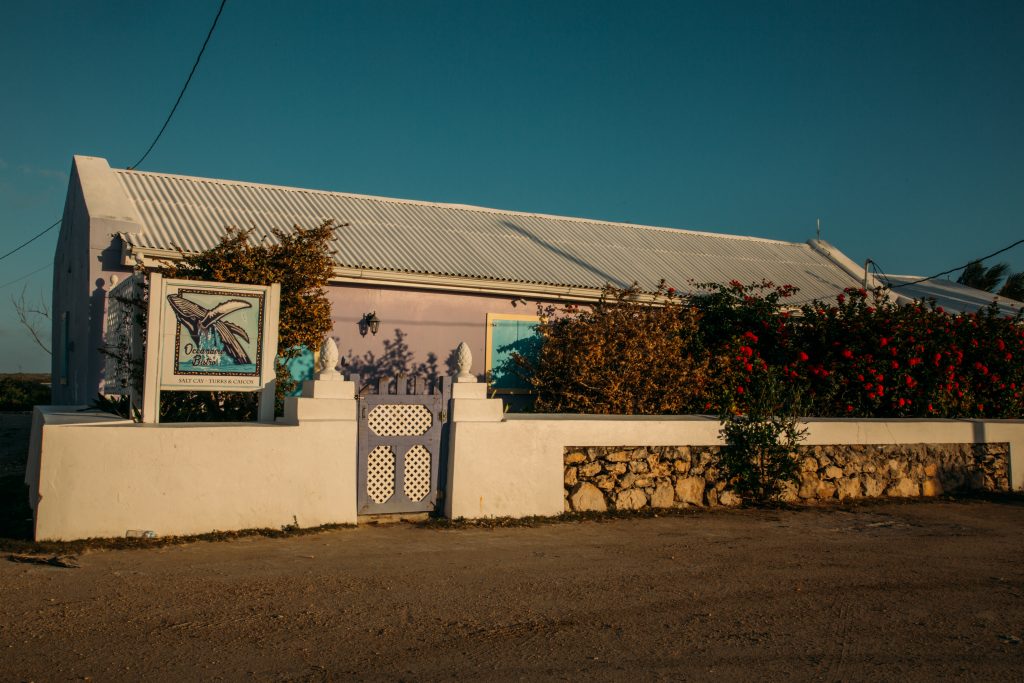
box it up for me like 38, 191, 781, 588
57, 154, 975, 405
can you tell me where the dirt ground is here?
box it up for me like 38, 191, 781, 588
1, 499, 1022, 682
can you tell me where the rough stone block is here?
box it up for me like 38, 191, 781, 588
565, 452, 587, 465
605, 450, 631, 463
675, 476, 705, 506
564, 467, 578, 487
615, 489, 647, 511
837, 477, 862, 500
863, 477, 885, 497
570, 482, 607, 512
651, 482, 674, 508
886, 477, 920, 497
719, 490, 742, 506
921, 477, 943, 497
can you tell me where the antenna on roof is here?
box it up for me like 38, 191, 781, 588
816, 217, 821, 241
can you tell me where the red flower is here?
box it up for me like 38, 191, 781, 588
798, 351, 809, 362
743, 331, 759, 343
737, 386, 745, 394
667, 287, 676, 295
846, 405, 854, 412
898, 398, 906, 407
842, 349, 854, 359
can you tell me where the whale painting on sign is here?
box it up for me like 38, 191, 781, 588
166, 290, 263, 376
143, 275, 280, 422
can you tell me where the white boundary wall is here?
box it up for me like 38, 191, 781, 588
26, 377, 358, 541
444, 392, 1024, 519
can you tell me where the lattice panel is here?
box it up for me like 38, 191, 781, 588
403, 445, 432, 502
366, 445, 396, 504
368, 404, 433, 437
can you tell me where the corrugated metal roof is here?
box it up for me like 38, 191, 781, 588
114, 168, 862, 299
886, 275, 1024, 316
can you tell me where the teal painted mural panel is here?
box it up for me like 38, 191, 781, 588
489, 319, 540, 390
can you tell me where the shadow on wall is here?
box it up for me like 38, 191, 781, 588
341, 329, 460, 387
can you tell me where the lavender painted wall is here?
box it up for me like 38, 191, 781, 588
325, 282, 547, 386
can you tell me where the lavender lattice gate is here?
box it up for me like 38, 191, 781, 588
355, 375, 449, 515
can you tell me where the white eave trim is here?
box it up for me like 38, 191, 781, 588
122, 243, 614, 302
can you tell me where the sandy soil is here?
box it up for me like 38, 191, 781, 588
1, 500, 1022, 681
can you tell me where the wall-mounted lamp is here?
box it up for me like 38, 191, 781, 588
360, 311, 381, 336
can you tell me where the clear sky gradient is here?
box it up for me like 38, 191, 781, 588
1, 0, 1022, 371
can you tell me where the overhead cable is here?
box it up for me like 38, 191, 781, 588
127, 0, 229, 170
0, 220, 60, 263
0, 262, 53, 290
890, 238, 1024, 288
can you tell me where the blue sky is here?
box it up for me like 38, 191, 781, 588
1, 0, 1022, 372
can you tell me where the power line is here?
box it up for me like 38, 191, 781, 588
0, 219, 60, 263
890, 238, 1024, 288
868, 259, 892, 287
0, 1, 229, 267
0, 262, 52, 290
127, 0, 228, 170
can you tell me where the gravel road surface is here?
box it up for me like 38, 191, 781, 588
1, 500, 1023, 681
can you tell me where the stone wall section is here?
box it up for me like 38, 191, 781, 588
564, 443, 1010, 512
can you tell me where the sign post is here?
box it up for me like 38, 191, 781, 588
141, 274, 281, 423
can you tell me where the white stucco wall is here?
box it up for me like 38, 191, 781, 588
27, 402, 358, 541
444, 411, 1024, 520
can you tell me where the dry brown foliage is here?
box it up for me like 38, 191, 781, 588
158, 221, 338, 419
518, 285, 718, 414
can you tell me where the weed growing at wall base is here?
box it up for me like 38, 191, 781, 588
716, 369, 807, 503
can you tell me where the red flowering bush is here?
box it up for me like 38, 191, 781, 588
522, 280, 1024, 418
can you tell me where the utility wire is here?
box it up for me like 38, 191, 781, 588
868, 259, 892, 287
127, 0, 228, 170
890, 238, 1024, 288
0, 262, 52, 290
0, 220, 60, 263
0, 0, 228, 265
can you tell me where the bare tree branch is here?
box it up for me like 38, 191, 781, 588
11, 285, 50, 355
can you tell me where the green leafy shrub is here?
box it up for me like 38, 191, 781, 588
716, 369, 807, 503
0, 376, 51, 411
